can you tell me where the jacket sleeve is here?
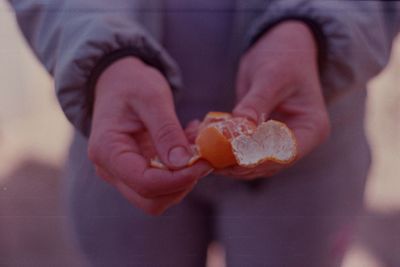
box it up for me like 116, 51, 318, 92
245, 0, 400, 103
9, 0, 182, 137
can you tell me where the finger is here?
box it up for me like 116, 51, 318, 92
96, 157, 198, 215
89, 128, 212, 198
279, 88, 330, 160
110, 146, 211, 198
215, 166, 255, 177
215, 168, 259, 180
185, 119, 201, 143
94, 165, 116, 184
136, 93, 192, 169
242, 163, 283, 179
139, 160, 212, 198
286, 111, 330, 160
235, 62, 250, 103
115, 179, 195, 216
233, 83, 278, 123
215, 161, 283, 180
233, 70, 293, 123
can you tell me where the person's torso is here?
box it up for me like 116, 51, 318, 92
163, 0, 237, 124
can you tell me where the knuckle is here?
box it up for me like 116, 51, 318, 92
241, 89, 274, 115
315, 111, 331, 142
87, 141, 101, 164
252, 90, 271, 105
234, 103, 260, 122
293, 112, 330, 152
133, 87, 168, 107
148, 67, 169, 85
139, 75, 170, 99
93, 167, 107, 181
155, 121, 182, 144
141, 86, 165, 100
87, 131, 114, 165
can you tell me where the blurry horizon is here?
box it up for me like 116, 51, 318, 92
0, 0, 72, 179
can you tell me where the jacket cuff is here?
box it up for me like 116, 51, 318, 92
85, 46, 181, 137
244, 2, 352, 104
247, 15, 327, 79
54, 18, 182, 137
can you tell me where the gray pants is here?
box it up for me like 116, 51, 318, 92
64, 101, 369, 267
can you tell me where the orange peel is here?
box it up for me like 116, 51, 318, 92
150, 112, 297, 169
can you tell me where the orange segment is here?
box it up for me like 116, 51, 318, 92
195, 126, 236, 169
150, 111, 297, 170
194, 112, 257, 169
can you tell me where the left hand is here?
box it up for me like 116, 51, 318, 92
217, 21, 331, 180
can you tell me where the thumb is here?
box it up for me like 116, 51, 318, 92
136, 96, 192, 169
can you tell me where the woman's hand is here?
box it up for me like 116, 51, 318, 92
218, 21, 330, 179
88, 57, 212, 215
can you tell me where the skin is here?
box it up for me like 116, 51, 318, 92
88, 57, 212, 216
88, 21, 330, 214
217, 21, 331, 179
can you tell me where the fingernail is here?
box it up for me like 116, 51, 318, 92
168, 146, 191, 168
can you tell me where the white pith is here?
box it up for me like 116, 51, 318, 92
231, 120, 296, 167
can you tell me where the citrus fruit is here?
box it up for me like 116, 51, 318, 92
150, 112, 297, 169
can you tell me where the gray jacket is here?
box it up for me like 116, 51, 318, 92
8, 0, 400, 137
7, 2, 400, 264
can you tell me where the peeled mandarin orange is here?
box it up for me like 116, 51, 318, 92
150, 111, 297, 169
195, 112, 256, 168
230, 119, 297, 167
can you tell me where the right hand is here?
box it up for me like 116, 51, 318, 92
88, 57, 212, 216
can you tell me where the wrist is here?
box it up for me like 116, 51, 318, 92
95, 56, 163, 100
261, 20, 318, 57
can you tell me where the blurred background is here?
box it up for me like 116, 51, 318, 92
1, 1, 400, 266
